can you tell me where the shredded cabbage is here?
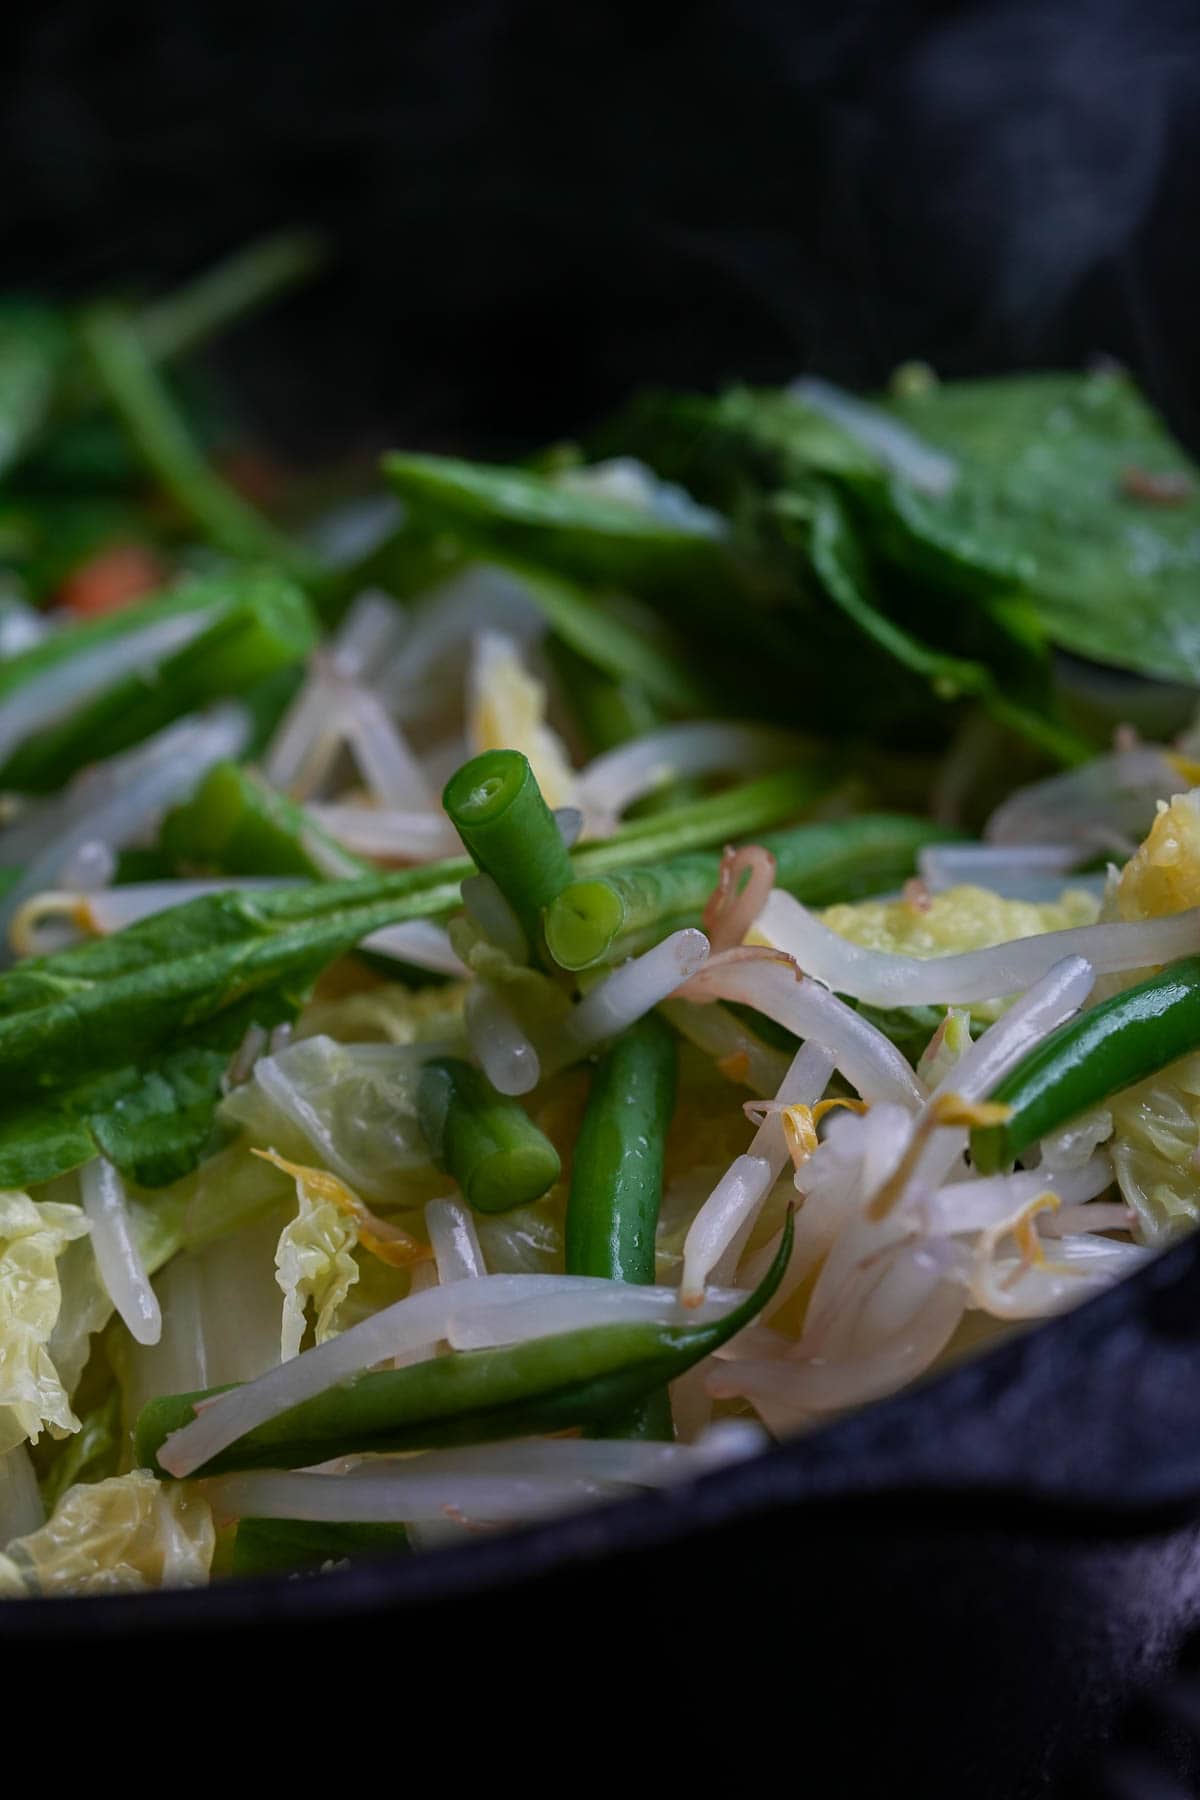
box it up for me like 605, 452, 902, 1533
1113, 788, 1200, 923
274, 1164, 361, 1361
0, 1471, 213, 1596
1087, 786, 1200, 1238
222, 1034, 451, 1204
293, 978, 469, 1048
467, 629, 579, 809
0, 1193, 91, 1454
820, 884, 1100, 1021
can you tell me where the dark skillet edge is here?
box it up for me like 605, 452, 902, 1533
5, 1217, 1200, 1640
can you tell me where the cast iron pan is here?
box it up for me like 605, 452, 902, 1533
7, 1222, 1200, 1796
5, 9, 1200, 1795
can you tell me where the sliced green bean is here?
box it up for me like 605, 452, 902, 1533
546, 813, 962, 970
161, 761, 367, 880
572, 767, 832, 874
566, 1012, 678, 1440
232, 1516, 409, 1578
135, 1212, 793, 1475
971, 955, 1200, 1174
443, 748, 574, 954
418, 1055, 561, 1214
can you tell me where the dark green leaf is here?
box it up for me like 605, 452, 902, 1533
884, 368, 1200, 685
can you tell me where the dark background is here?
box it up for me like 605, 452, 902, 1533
5, 1, 1200, 459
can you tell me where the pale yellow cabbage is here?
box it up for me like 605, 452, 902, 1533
822, 883, 1100, 1020
467, 628, 578, 809
273, 1165, 361, 1360
0, 1192, 91, 1455
1098, 789, 1200, 1241
293, 977, 468, 1048
0, 1471, 213, 1596
1114, 789, 1200, 922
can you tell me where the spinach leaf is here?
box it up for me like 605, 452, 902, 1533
383, 450, 740, 601
884, 368, 1200, 685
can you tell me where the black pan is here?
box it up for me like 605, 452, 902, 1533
7, 1224, 1200, 1796
5, 8, 1200, 1793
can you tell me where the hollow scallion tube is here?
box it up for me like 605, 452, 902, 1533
417, 1056, 561, 1214
546, 813, 963, 969
161, 761, 367, 880
566, 1013, 678, 1440
443, 749, 574, 956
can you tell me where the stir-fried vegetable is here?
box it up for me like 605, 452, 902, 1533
971, 958, 1200, 1173
443, 748, 575, 956
5, 239, 1200, 1594
417, 1056, 562, 1213
546, 814, 962, 970
135, 1216, 792, 1476
566, 1011, 677, 1439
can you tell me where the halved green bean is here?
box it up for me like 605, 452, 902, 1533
567, 1014, 677, 1286
546, 813, 963, 970
443, 748, 574, 953
566, 1012, 678, 1440
135, 1212, 793, 1475
232, 1516, 409, 1578
417, 1055, 561, 1214
161, 761, 367, 880
971, 955, 1200, 1174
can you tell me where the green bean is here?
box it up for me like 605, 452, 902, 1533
543, 631, 701, 820
232, 1517, 409, 1578
566, 1013, 678, 1440
0, 571, 317, 794
417, 1056, 561, 1213
77, 302, 320, 585
135, 1212, 793, 1475
161, 761, 368, 880
544, 632, 664, 757
971, 955, 1200, 1174
573, 768, 831, 874
134, 232, 327, 369
546, 813, 962, 970
443, 748, 574, 954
